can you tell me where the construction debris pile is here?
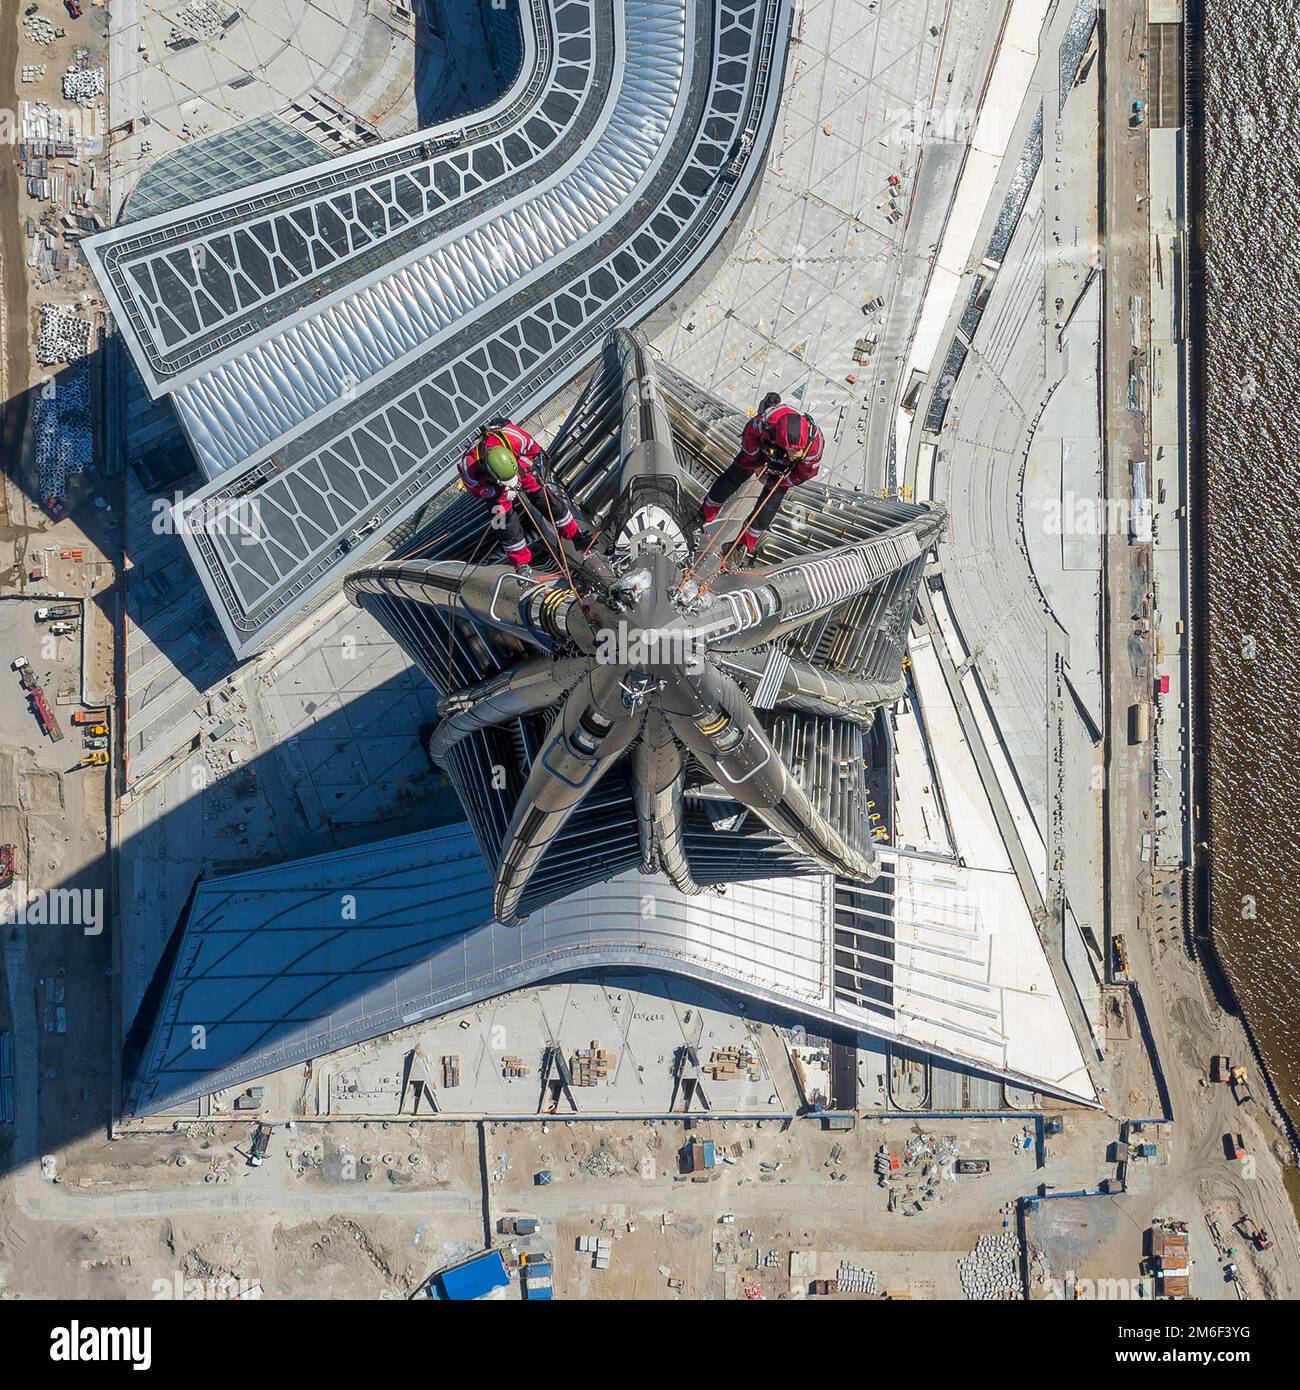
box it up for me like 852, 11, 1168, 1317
62, 65, 105, 103
903, 1133, 959, 1167
581, 1145, 622, 1180
874, 1133, 960, 1213
958, 1233, 1020, 1300
36, 301, 92, 364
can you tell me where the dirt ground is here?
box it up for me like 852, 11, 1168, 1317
1, 1118, 485, 1299
485, 1114, 1094, 1301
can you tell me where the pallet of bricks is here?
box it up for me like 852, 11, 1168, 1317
704, 1046, 761, 1082
501, 1055, 529, 1078
570, 1041, 610, 1087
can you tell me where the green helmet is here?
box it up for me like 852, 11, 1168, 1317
483, 438, 518, 482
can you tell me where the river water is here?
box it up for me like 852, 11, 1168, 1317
1201, 1, 1300, 1129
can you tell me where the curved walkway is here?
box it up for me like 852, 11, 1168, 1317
86, 0, 794, 655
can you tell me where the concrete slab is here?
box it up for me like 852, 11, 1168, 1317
655, 0, 1005, 491
307, 975, 803, 1118
898, 635, 1093, 1099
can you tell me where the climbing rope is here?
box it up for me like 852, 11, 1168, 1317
717, 471, 785, 573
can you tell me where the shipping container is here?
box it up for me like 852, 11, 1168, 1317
1130, 701, 1150, 744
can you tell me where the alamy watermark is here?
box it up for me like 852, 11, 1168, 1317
594, 621, 706, 676
151, 492, 265, 545
0, 886, 103, 936
152, 1272, 262, 1301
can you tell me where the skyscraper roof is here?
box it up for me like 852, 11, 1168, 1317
124, 334, 1094, 1116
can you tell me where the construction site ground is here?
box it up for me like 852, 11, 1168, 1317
1, 0, 1299, 1314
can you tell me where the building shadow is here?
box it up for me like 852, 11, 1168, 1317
0, 664, 467, 1182
413, 0, 524, 130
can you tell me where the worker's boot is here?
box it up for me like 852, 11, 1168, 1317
571, 527, 593, 554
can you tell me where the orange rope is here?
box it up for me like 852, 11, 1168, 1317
683, 482, 758, 583
534, 482, 595, 619
405, 527, 452, 560
441, 509, 502, 676
512, 487, 565, 574
717, 471, 786, 573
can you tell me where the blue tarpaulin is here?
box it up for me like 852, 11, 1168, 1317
437, 1250, 510, 1301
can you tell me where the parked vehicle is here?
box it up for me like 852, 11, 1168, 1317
1242, 1218, 1273, 1252
35, 605, 77, 622
248, 1123, 272, 1167
29, 687, 62, 741
1130, 700, 1150, 743
1230, 1066, 1254, 1106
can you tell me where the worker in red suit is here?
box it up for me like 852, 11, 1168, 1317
698, 393, 824, 555
459, 421, 590, 570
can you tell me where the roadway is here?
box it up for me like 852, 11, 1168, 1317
1098, 2, 1152, 1023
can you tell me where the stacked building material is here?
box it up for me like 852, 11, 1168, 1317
63, 66, 106, 102
835, 1262, 877, 1294
33, 361, 93, 504
22, 13, 58, 45
570, 1041, 611, 1086
36, 302, 92, 364
958, 1233, 1021, 1300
